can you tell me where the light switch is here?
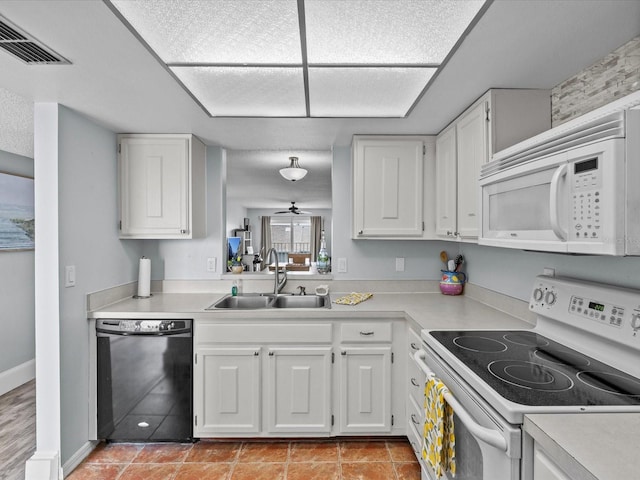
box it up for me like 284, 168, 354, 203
395, 257, 405, 272
65, 265, 76, 287
337, 258, 347, 273
207, 257, 216, 272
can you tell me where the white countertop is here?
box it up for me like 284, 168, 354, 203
88, 291, 534, 331
88, 289, 640, 478
525, 413, 640, 480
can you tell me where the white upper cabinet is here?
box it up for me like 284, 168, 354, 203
118, 134, 206, 239
435, 89, 550, 240
352, 136, 428, 239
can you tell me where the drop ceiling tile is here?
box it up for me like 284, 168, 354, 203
308, 67, 435, 117
111, 0, 301, 64
304, 0, 486, 64
170, 66, 306, 117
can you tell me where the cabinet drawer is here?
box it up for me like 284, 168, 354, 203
408, 395, 425, 432
197, 323, 332, 344
408, 355, 427, 408
408, 328, 422, 354
340, 323, 392, 343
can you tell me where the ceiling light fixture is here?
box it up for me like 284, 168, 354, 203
279, 156, 307, 182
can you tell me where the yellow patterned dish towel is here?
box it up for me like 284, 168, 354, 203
422, 378, 456, 478
333, 292, 373, 305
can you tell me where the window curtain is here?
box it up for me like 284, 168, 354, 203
260, 216, 272, 270
310, 216, 323, 262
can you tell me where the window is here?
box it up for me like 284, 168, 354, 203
271, 216, 310, 253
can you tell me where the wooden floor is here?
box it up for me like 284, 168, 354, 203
0, 380, 36, 480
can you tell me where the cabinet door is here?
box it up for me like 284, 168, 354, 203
533, 443, 572, 480
194, 347, 261, 436
119, 137, 189, 238
339, 347, 392, 433
353, 139, 424, 237
456, 101, 488, 238
435, 126, 458, 238
267, 347, 332, 434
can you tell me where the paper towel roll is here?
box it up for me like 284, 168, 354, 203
137, 257, 151, 298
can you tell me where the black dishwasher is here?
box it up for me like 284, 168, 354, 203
96, 319, 192, 442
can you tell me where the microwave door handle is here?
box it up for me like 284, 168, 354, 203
414, 350, 508, 453
550, 164, 568, 241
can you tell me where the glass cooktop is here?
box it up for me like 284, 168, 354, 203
429, 330, 640, 407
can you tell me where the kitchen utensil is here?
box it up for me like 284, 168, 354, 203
454, 254, 464, 271
440, 251, 449, 266
447, 259, 456, 271
439, 270, 466, 295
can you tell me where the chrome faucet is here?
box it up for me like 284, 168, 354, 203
265, 248, 287, 294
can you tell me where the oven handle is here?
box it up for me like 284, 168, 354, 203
414, 350, 508, 453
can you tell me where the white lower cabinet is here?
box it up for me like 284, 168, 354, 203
267, 347, 332, 434
194, 319, 403, 438
532, 443, 572, 480
339, 347, 392, 433
193, 347, 261, 436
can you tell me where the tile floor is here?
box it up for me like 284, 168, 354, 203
68, 438, 421, 480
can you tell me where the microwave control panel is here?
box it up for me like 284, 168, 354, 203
570, 156, 602, 241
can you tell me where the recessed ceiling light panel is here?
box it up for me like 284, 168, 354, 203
308, 67, 436, 117
304, 0, 485, 64
111, 0, 301, 64
170, 66, 306, 117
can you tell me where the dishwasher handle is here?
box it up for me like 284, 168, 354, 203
413, 350, 508, 453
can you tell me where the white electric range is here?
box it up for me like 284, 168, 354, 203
415, 275, 640, 480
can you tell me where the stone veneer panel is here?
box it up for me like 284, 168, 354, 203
552, 36, 640, 126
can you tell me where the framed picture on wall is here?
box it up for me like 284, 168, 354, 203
0, 171, 34, 250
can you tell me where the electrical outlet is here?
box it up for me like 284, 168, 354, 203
65, 265, 76, 287
543, 267, 555, 277
337, 258, 347, 273
207, 257, 216, 272
395, 257, 405, 272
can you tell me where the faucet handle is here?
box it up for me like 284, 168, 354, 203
297, 286, 306, 295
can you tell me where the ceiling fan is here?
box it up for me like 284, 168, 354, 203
274, 202, 311, 215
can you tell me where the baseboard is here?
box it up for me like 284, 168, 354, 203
24, 451, 61, 480
0, 358, 35, 396
62, 440, 97, 478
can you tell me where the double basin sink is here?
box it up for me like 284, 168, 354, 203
208, 293, 331, 310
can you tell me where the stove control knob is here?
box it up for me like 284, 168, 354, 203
533, 288, 544, 302
545, 291, 557, 305
631, 314, 640, 331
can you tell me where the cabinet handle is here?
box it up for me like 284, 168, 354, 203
410, 342, 418, 350
358, 230, 363, 235
411, 414, 420, 425
360, 331, 374, 336
411, 378, 420, 387
268, 351, 274, 356
341, 351, 347, 355
180, 229, 187, 234
254, 351, 259, 356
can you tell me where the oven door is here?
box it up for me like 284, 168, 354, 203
414, 348, 521, 480
479, 150, 570, 252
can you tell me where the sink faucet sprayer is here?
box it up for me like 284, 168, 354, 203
265, 248, 287, 294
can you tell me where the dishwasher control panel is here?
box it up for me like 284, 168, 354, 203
96, 319, 192, 334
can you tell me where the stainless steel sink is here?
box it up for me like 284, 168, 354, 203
271, 294, 331, 309
209, 294, 274, 309
207, 293, 330, 310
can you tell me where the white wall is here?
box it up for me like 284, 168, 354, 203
0, 149, 35, 390
32, 104, 145, 469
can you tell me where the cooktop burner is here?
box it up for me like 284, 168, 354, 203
429, 330, 640, 407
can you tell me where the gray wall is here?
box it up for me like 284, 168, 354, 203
57, 106, 144, 463
0, 150, 34, 375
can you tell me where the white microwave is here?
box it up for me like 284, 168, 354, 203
479, 93, 640, 256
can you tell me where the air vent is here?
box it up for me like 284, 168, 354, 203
0, 15, 69, 65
